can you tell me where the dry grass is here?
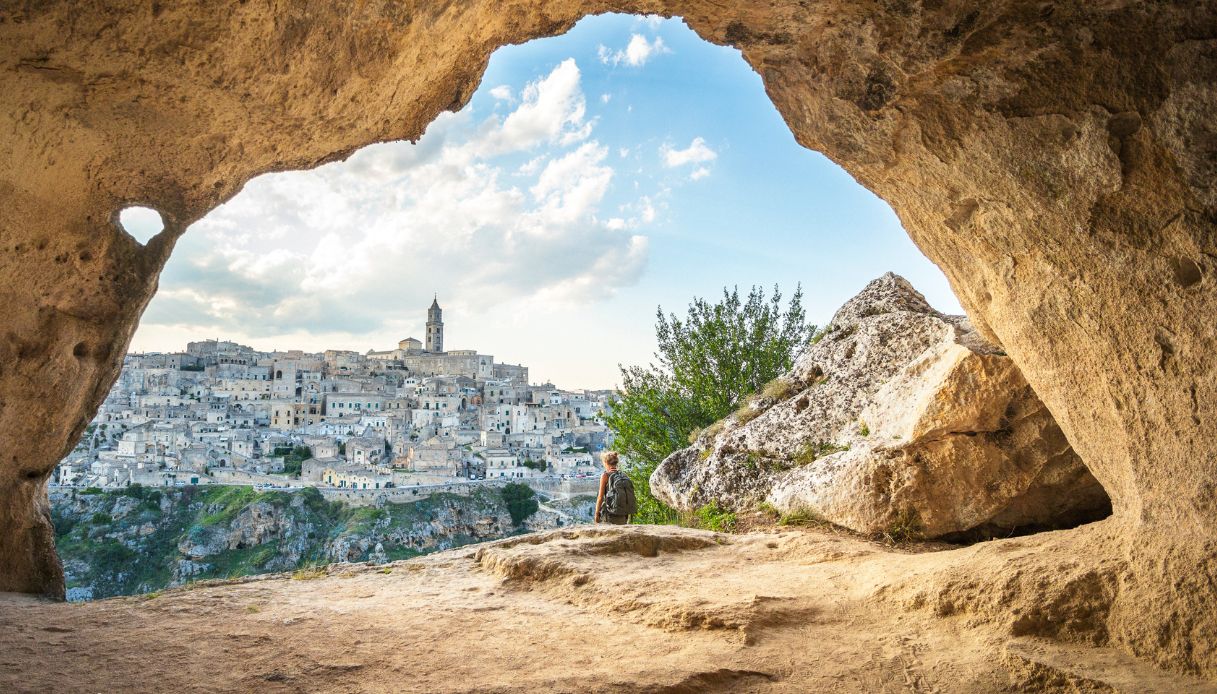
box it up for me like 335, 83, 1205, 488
735, 403, 763, 425
291, 565, 329, 581
878, 509, 923, 545
761, 378, 796, 401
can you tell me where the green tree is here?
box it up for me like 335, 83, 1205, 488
604, 284, 812, 524
500, 483, 539, 526
276, 446, 312, 477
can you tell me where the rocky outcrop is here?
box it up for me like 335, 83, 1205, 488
50, 485, 558, 599
1, 0, 1214, 678
652, 274, 1110, 538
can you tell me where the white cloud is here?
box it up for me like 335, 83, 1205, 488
141, 59, 648, 343
600, 93, 612, 104
517, 155, 547, 176
690, 166, 711, 181
662, 137, 717, 167
529, 142, 614, 225
598, 34, 670, 67
489, 85, 514, 102
640, 197, 657, 223
477, 58, 589, 155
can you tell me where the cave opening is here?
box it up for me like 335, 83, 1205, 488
115, 206, 165, 245
55, 13, 1109, 601
4, 1, 1215, 685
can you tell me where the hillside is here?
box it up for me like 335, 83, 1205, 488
50, 485, 594, 600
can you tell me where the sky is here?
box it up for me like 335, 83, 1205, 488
122, 13, 961, 390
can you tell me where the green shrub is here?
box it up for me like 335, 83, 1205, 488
274, 445, 311, 476
744, 451, 763, 470
792, 440, 849, 467
605, 285, 812, 529
692, 501, 737, 533
757, 501, 780, 519
779, 509, 826, 527
81, 487, 103, 495
500, 483, 539, 526
859, 421, 870, 437
90, 512, 112, 525
810, 325, 834, 345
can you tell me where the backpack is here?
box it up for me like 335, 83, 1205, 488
602, 470, 637, 516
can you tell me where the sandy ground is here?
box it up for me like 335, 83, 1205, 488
0, 525, 1212, 693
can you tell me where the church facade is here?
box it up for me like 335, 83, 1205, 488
366, 298, 528, 383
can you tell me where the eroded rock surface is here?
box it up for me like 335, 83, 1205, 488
2, 525, 1214, 693
1, 0, 1215, 679
652, 274, 1110, 538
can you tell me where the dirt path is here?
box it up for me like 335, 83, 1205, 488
0, 525, 1211, 693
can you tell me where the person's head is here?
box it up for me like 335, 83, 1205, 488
601, 451, 619, 471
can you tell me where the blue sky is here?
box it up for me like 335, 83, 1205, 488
125, 14, 960, 389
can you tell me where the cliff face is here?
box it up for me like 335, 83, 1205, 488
51, 485, 584, 600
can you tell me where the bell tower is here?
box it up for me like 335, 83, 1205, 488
426, 295, 444, 353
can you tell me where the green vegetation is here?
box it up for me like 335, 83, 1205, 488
779, 508, 828, 528
859, 421, 870, 437
522, 458, 547, 472
273, 445, 312, 476
690, 501, 737, 532
604, 285, 812, 524
197, 485, 263, 527
791, 440, 850, 467
51, 485, 526, 599
810, 324, 834, 345
500, 483, 539, 526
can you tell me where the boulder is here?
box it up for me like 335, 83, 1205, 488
651, 274, 1110, 539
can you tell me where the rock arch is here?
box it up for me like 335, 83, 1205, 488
1, 0, 1214, 676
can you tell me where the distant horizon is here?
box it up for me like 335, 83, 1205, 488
126, 13, 961, 390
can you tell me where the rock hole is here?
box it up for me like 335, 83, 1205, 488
1169, 256, 1203, 288
72, 342, 89, 359
116, 206, 165, 245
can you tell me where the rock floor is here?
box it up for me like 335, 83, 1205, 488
0, 525, 1212, 693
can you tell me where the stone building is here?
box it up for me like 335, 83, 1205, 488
426, 296, 444, 353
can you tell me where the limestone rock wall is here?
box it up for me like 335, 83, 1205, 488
652, 274, 1111, 538
1, 0, 1214, 677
